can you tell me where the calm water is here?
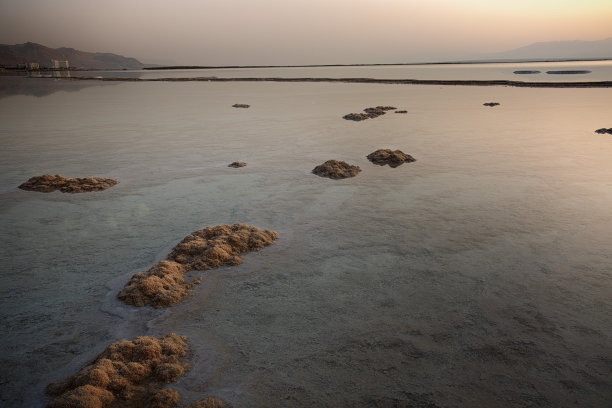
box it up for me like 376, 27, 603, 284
19, 60, 612, 82
0, 67, 611, 407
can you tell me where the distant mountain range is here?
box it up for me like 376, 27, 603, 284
476, 38, 612, 61
1, 38, 611, 70
0, 42, 144, 69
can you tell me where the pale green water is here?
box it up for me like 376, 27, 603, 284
0, 74, 611, 407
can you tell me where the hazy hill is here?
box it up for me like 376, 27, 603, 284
480, 38, 612, 61
0, 42, 144, 69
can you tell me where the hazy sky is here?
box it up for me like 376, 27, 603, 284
1, 0, 611, 65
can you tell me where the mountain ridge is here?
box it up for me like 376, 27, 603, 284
0, 42, 145, 69
476, 37, 612, 61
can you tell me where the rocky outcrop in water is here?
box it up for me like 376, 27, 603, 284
18, 174, 118, 193
366, 149, 416, 168
483, 102, 500, 107
118, 223, 279, 308
514, 70, 541, 74
343, 106, 397, 121
45, 334, 189, 408
232, 104, 250, 108
546, 70, 591, 75
228, 162, 247, 168
394, 110, 408, 114
312, 160, 361, 179
595, 128, 612, 135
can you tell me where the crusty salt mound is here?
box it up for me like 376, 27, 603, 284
186, 397, 233, 408
343, 106, 397, 121
228, 162, 247, 168
595, 128, 612, 135
118, 261, 200, 308
118, 224, 279, 308
18, 174, 118, 193
342, 113, 372, 121
45, 334, 188, 408
168, 223, 279, 270
312, 160, 361, 179
366, 149, 416, 168
232, 104, 250, 108
483, 102, 500, 107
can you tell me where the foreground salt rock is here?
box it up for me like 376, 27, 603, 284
343, 106, 397, 121
232, 103, 250, 108
45, 334, 188, 408
366, 149, 416, 168
228, 161, 247, 168
18, 174, 118, 193
118, 223, 279, 308
312, 160, 361, 179
595, 128, 612, 135
483, 102, 500, 107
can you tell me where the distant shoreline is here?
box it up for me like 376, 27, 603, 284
55, 76, 612, 88
143, 58, 612, 70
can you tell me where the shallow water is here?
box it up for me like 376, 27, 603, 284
0, 76, 611, 407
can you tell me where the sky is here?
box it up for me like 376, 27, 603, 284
1, 0, 611, 65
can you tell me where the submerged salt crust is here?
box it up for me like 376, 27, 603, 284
1, 75, 612, 407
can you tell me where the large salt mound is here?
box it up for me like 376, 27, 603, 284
366, 149, 416, 168
45, 334, 188, 408
18, 174, 118, 193
312, 160, 361, 179
118, 223, 279, 308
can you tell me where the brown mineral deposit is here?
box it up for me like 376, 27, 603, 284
595, 128, 612, 135
118, 224, 278, 308
366, 149, 416, 168
18, 174, 118, 193
46, 334, 188, 408
312, 160, 361, 179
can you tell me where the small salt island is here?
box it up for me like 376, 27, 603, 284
118, 223, 279, 308
343, 106, 396, 121
546, 70, 591, 75
367, 149, 416, 168
232, 103, 250, 108
312, 160, 361, 179
595, 128, 612, 135
18, 174, 118, 193
483, 102, 500, 107
228, 161, 247, 168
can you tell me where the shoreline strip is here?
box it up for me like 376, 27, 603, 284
49, 76, 612, 88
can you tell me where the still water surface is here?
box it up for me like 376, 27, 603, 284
0, 71, 611, 407
17, 60, 612, 82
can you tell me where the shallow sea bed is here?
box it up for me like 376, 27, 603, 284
1, 76, 611, 407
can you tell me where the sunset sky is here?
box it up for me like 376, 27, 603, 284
1, 0, 611, 65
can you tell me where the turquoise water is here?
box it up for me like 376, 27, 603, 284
1, 73, 611, 407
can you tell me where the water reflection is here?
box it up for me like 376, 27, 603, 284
0, 75, 114, 99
